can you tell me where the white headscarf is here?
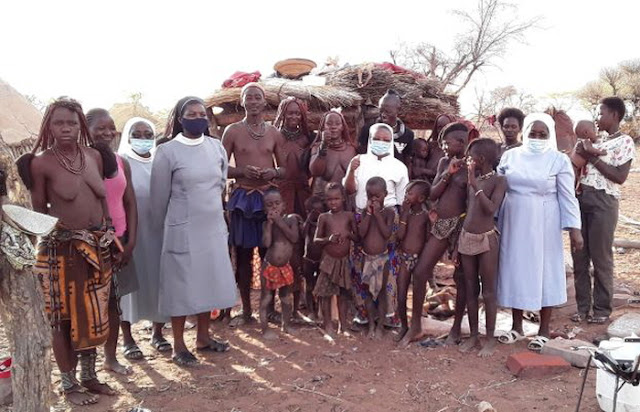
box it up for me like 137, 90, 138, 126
522, 113, 558, 153
366, 123, 395, 157
117, 117, 157, 162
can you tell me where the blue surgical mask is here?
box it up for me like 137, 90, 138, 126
370, 140, 391, 156
526, 138, 548, 153
130, 138, 154, 154
181, 117, 209, 136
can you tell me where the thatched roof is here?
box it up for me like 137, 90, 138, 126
205, 63, 459, 131
109, 102, 163, 133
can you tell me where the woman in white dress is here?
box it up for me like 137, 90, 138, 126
496, 113, 583, 351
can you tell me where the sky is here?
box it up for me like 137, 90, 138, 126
2, 0, 639, 121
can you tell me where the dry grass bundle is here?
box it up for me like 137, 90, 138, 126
324, 64, 459, 123
205, 78, 362, 112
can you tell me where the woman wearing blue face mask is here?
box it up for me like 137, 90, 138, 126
344, 123, 409, 328
495, 113, 583, 352
150, 97, 236, 367
117, 117, 172, 358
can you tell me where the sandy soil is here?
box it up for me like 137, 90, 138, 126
1, 151, 640, 412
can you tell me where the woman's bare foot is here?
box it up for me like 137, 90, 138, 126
394, 327, 409, 343
367, 325, 376, 339
103, 359, 132, 375
63, 384, 99, 405
81, 378, 117, 396
444, 329, 461, 346
398, 327, 424, 349
458, 336, 480, 353
478, 338, 498, 357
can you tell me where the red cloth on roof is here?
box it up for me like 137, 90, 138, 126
222, 71, 262, 88
375, 62, 426, 79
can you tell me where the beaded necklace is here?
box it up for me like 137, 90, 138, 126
477, 170, 495, 181
52, 144, 86, 174
243, 119, 266, 140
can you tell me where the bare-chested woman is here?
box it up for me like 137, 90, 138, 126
308, 111, 357, 201
222, 83, 287, 326
22, 98, 118, 405
274, 97, 313, 218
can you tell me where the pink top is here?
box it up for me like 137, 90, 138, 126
105, 154, 127, 236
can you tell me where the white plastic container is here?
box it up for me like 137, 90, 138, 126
596, 338, 640, 412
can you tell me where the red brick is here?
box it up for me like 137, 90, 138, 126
506, 351, 571, 378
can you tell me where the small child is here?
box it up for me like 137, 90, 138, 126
570, 120, 607, 188
409, 138, 436, 181
302, 196, 326, 320
395, 180, 431, 343
357, 177, 395, 339
313, 182, 358, 338
260, 189, 300, 339
457, 138, 506, 357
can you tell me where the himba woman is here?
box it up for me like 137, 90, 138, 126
308, 110, 357, 201
86, 108, 140, 376
20, 97, 118, 405
273, 96, 313, 218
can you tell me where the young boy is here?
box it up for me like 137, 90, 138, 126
357, 177, 395, 339
260, 189, 299, 339
313, 183, 358, 338
302, 196, 325, 320
395, 180, 431, 343
570, 120, 607, 188
409, 138, 436, 181
457, 138, 506, 357
399, 122, 469, 348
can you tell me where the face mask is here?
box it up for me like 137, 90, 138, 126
181, 118, 209, 136
130, 138, 154, 154
526, 138, 548, 153
370, 140, 391, 156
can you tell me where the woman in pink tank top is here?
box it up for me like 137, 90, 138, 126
87, 108, 140, 382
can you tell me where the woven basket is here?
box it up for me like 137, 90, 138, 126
274, 58, 317, 79
2, 205, 58, 236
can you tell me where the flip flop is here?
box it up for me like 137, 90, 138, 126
587, 315, 609, 324
151, 337, 172, 352
122, 343, 144, 360
196, 338, 230, 353
527, 335, 549, 352
172, 351, 198, 367
498, 330, 526, 344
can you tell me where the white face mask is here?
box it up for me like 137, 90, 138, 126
370, 140, 391, 156
526, 138, 548, 153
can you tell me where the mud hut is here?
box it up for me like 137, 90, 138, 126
205, 63, 459, 137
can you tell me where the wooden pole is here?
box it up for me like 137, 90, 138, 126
613, 238, 640, 249
0, 142, 51, 412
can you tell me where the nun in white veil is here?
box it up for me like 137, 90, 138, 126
495, 113, 583, 351
117, 117, 172, 354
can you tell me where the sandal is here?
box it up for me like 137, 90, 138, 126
81, 378, 117, 396
122, 343, 144, 360
172, 351, 198, 367
527, 335, 549, 352
570, 312, 587, 323
588, 315, 610, 324
63, 383, 99, 406
498, 330, 526, 344
196, 338, 230, 353
151, 337, 172, 352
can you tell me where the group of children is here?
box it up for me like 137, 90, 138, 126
256, 122, 515, 357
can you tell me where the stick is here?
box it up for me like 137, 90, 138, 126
613, 238, 640, 249
284, 383, 344, 403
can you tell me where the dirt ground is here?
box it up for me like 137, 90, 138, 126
2, 151, 640, 412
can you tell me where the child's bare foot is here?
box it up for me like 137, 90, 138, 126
398, 327, 424, 349
458, 336, 480, 353
262, 329, 278, 340
478, 338, 498, 357
103, 359, 132, 375
444, 329, 461, 346
394, 327, 409, 343
367, 325, 376, 340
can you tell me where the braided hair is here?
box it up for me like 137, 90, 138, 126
274, 97, 310, 138
312, 110, 355, 148
32, 97, 93, 154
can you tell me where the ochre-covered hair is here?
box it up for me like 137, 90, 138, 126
274, 97, 310, 138
312, 110, 355, 147
32, 97, 93, 154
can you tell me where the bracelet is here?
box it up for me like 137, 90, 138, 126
400, 221, 407, 225
475, 189, 484, 197
274, 167, 282, 179
592, 158, 601, 166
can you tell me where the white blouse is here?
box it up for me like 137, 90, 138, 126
344, 153, 409, 211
